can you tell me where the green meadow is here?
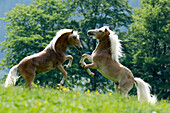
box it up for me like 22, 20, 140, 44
0, 85, 169, 113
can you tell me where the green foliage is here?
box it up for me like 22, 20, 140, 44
124, 0, 170, 99
0, 85, 169, 113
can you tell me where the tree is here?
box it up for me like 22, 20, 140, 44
126, 0, 169, 99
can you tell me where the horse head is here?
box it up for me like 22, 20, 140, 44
68, 30, 83, 50
87, 26, 110, 40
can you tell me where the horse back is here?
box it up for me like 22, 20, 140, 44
18, 49, 65, 74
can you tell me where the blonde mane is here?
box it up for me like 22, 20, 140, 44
45, 29, 78, 52
101, 26, 122, 62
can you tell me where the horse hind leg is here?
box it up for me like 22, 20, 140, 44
25, 75, 35, 89
114, 83, 128, 97
57, 64, 67, 86
118, 80, 134, 97
21, 72, 36, 89
18, 65, 36, 89
120, 89, 129, 97
114, 83, 120, 93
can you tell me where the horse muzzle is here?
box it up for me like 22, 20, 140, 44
87, 31, 95, 36
75, 44, 83, 50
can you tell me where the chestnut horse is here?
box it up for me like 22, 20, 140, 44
80, 26, 157, 104
5, 29, 82, 88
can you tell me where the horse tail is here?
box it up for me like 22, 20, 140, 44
5, 65, 20, 88
134, 77, 157, 105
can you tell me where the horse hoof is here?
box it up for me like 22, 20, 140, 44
82, 65, 85, 69
84, 65, 88, 69
57, 84, 61, 87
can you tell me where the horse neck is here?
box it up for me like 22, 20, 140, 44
55, 34, 69, 54
95, 35, 111, 53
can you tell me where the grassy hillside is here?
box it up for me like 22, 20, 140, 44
0, 85, 169, 113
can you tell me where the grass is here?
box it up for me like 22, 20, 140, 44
0, 85, 169, 113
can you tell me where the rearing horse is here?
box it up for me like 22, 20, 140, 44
5, 29, 83, 88
80, 26, 157, 104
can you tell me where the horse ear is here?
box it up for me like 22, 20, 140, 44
71, 29, 74, 33
105, 28, 110, 35
105, 28, 108, 32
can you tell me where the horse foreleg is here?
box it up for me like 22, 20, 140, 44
80, 54, 96, 78
64, 55, 73, 69
80, 54, 92, 64
57, 64, 67, 86
84, 63, 97, 70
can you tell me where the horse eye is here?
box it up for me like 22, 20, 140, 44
73, 36, 77, 40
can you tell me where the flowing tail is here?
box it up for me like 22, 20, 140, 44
134, 78, 157, 105
5, 65, 20, 88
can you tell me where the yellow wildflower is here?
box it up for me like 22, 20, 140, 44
95, 90, 99, 94
31, 82, 35, 85
34, 84, 38, 88
31, 82, 38, 88
62, 87, 66, 91
66, 87, 70, 91
118, 86, 120, 89
60, 85, 63, 89
87, 89, 90, 93
109, 92, 112, 96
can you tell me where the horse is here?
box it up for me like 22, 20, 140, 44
5, 29, 83, 88
80, 26, 157, 104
